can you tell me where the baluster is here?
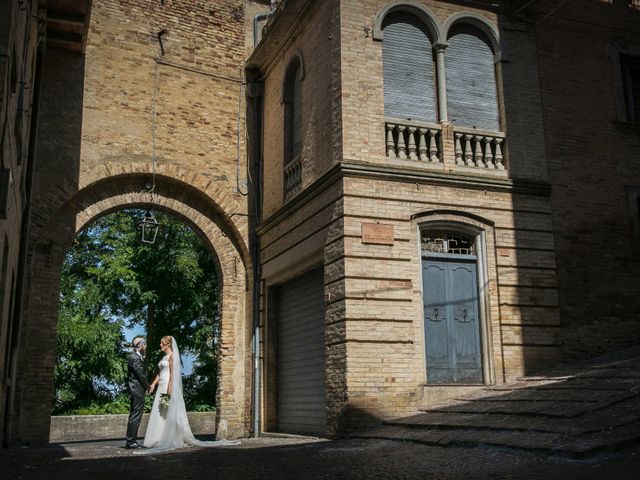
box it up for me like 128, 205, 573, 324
429, 130, 439, 162
386, 124, 395, 158
397, 126, 408, 159
473, 136, 484, 167
483, 137, 495, 169
454, 133, 463, 165
495, 138, 504, 170
407, 127, 417, 160
463, 135, 473, 166
418, 129, 428, 161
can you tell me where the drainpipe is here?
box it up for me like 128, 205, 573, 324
247, 71, 264, 438
253, 12, 271, 48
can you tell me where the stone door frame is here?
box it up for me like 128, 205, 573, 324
413, 210, 499, 386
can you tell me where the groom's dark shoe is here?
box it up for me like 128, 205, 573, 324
125, 441, 141, 449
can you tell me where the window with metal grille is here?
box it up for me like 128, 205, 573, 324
621, 55, 640, 123
421, 231, 475, 256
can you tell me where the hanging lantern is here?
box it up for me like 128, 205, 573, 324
139, 210, 160, 244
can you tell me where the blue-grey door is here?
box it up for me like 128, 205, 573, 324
422, 259, 482, 383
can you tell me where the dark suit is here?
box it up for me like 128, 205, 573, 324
125, 351, 149, 446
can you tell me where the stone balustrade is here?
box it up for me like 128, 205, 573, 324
284, 157, 302, 198
384, 119, 507, 171
454, 127, 505, 170
385, 119, 442, 162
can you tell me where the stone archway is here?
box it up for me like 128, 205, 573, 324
11, 173, 252, 445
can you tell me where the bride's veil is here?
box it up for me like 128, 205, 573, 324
139, 337, 239, 454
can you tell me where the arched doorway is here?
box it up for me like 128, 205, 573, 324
8, 174, 252, 445
53, 208, 221, 425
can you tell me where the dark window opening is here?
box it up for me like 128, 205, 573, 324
0, 167, 9, 218
621, 55, 640, 123
10, 52, 17, 95
283, 58, 303, 198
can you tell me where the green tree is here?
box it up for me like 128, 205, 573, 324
54, 209, 219, 414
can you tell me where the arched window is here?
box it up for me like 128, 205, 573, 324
382, 11, 437, 123
445, 24, 499, 132
283, 58, 303, 197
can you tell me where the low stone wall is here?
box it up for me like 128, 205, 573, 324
50, 412, 216, 443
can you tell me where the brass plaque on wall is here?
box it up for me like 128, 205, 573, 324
361, 222, 394, 245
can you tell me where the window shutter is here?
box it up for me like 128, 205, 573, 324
382, 12, 437, 123
291, 68, 302, 160
445, 25, 500, 131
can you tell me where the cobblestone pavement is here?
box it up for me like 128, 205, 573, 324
3, 348, 640, 479
1, 436, 640, 480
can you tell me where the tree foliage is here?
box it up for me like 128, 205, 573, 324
54, 209, 219, 414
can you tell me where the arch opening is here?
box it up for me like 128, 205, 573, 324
53, 208, 222, 426
10, 175, 252, 445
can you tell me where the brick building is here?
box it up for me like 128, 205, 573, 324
247, 0, 640, 435
0, 0, 46, 447
0, 0, 639, 445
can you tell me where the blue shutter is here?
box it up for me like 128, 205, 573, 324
382, 12, 437, 122
445, 24, 499, 131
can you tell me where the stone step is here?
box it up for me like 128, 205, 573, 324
388, 397, 640, 435
355, 421, 640, 456
423, 390, 638, 418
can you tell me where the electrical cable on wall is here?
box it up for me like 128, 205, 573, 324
144, 29, 167, 203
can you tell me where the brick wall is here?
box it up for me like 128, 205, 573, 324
8, 0, 255, 445
535, 0, 640, 359
0, 0, 42, 445
258, 0, 341, 218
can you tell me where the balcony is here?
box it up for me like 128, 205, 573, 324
284, 157, 302, 199
385, 118, 506, 172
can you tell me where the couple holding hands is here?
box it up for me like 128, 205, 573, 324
125, 335, 239, 453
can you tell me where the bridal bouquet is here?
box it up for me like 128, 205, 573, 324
160, 393, 171, 410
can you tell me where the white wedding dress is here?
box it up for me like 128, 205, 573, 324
138, 337, 240, 453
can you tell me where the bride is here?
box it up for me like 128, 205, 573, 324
140, 335, 239, 453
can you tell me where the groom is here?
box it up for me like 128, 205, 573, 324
125, 335, 150, 449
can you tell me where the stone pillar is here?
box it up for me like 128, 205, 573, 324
434, 43, 448, 123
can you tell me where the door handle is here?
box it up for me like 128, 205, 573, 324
455, 309, 472, 323
428, 307, 443, 322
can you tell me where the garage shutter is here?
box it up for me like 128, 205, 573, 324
382, 11, 437, 123
277, 268, 326, 435
445, 24, 499, 131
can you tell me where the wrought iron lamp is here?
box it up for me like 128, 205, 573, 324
139, 210, 160, 244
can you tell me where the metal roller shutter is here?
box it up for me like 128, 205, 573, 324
382, 11, 437, 122
277, 268, 326, 435
445, 24, 500, 131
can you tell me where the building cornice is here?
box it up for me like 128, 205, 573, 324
256, 161, 551, 236
246, 0, 317, 75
